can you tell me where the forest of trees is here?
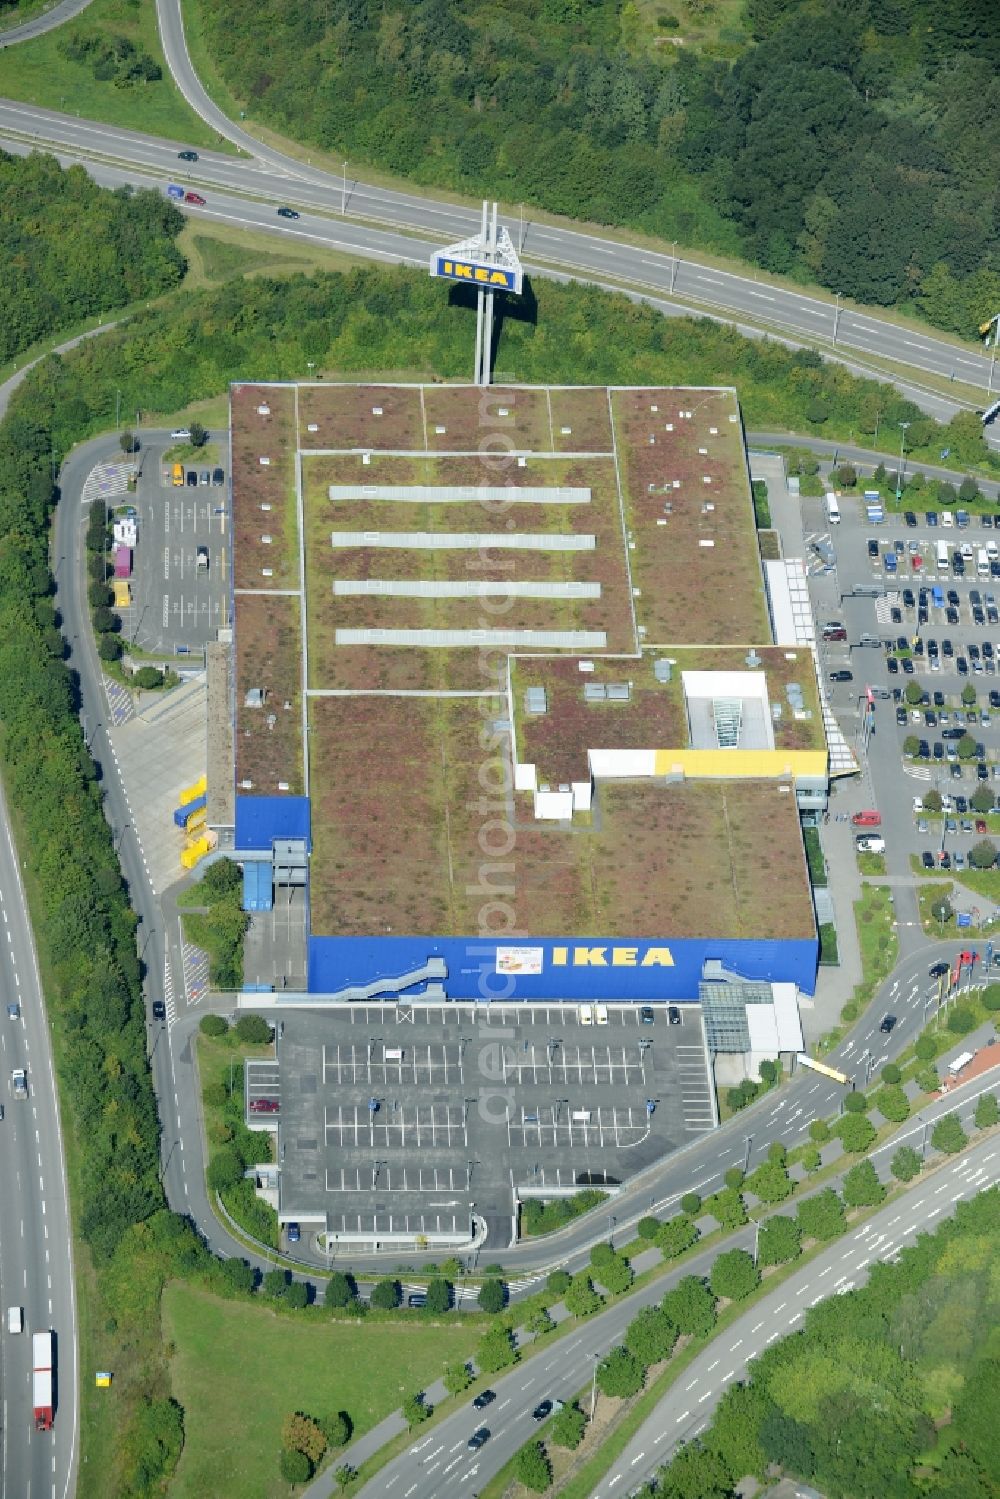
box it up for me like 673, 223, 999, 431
636, 1188, 1000, 1499
195, 0, 1000, 337
0, 149, 184, 364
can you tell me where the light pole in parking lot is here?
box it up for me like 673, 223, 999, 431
895, 422, 911, 503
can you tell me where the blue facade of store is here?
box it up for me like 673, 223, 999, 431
306, 933, 818, 1002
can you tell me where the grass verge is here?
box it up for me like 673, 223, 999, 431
163, 1281, 481, 1499
0, 0, 228, 147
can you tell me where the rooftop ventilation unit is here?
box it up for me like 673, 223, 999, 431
524, 687, 547, 714
584, 682, 607, 701
653, 659, 672, 683
745, 649, 763, 669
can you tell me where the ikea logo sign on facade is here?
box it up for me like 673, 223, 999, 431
432, 256, 521, 293
552, 946, 675, 968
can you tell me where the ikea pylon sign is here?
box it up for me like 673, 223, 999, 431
432, 255, 523, 295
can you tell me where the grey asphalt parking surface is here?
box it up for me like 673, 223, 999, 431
275, 1003, 715, 1251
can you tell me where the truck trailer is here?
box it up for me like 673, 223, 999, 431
32, 1330, 54, 1431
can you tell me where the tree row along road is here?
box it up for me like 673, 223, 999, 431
355, 1118, 1000, 1499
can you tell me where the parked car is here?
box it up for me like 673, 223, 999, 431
212, 467, 225, 486
640, 1005, 654, 1024
668, 1005, 682, 1025
287, 1222, 301, 1243
830, 669, 853, 682
186, 469, 198, 487
249, 1099, 280, 1114
922, 850, 935, 869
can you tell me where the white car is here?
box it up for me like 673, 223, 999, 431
578, 1005, 593, 1026
170, 428, 191, 440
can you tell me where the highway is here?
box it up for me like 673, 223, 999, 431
0, 0, 991, 425
0, 776, 77, 1499
598, 1132, 1000, 1499
0, 0, 998, 416
357, 1097, 1000, 1499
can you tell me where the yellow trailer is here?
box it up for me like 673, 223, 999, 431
112, 580, 132, 609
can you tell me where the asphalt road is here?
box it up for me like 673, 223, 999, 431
0, 79, 996, 417
0, 0, 93, 47
357, 1093, 1000, 1499
0, 777, 78, 1499
599, 1130, 1000, 1499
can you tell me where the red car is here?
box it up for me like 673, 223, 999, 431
184, 191, 206, 206
249, 1098, 279, 1114
976, 819, 988, 834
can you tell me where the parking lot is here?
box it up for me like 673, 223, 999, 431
264, 1003, 716, 1251
115, 441, 230, 656
805, 488, 1000, 892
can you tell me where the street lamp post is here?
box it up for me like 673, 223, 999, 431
670, 241, 678, 295
743, 1134, 753, 1173
895, 421, 911, 503
341, 161, 348, 216
832, 291, 842, 348
589, 1354, 599, 1419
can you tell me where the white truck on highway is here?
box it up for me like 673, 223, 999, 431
11, 1067, 27, 1100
